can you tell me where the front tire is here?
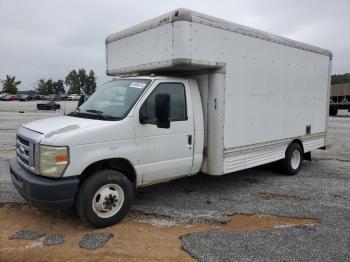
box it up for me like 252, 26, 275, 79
280, 143, 303, 176
76, 169, 134, 228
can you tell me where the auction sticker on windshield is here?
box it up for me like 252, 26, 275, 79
129, 82, 147, 89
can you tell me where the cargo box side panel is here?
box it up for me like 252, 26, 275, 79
189, 22, 330, 149
106, 23, 173, 74
224, 39, 330, 148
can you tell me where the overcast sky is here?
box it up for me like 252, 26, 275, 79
0, 0, 349, 91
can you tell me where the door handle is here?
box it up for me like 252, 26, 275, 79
188, 135, 192, 145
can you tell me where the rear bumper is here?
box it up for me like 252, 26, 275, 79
9, 158, 79, 210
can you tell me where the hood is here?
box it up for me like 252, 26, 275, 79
23, 115, 106, 137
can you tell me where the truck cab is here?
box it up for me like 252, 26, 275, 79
10, 76, 204, 227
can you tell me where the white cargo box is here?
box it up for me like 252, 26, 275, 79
106, 8, 331, 75
106, 9, 332, 175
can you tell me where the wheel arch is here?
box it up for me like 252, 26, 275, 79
288, 139, 304, 154
288, 138, 311, 161
79, 158, 138, 186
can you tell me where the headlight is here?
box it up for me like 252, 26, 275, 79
39, 145, 69, 177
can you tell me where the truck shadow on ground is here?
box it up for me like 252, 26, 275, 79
134, 164, 282, 200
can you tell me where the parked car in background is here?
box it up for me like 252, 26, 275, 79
19, 95, 28, 101
2, 94, 18, 101
45, 94, 67, 101
67, 94, 80, 100
37, 100, 61, 110
38, 95, 47, 100
33, 95, 41, 100
46, 94, 60, 101
19, 94, 35, 101
60, 94, 68, 100
0, 93, 9, 100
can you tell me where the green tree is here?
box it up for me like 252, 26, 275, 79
35, 79, 65, 95
35, 79, 47, 95
1, 75, 21, 94
45, 79, 54, 94
84, 70, 97, 95
53, 80, 65, 94
65, 70, 81, 94
65, 69, 96, 95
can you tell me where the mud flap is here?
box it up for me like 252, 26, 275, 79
303, 152, 312, 161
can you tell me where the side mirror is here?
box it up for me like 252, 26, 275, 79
78, 94, 88, 107
155, 94, 170, 129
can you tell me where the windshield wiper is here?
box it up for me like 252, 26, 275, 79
86, 109, 104, 114
68, 109, 120, 120
85, 109, 118, 120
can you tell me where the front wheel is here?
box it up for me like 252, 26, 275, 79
280, 143, 303, 176
76, 169, 134, 227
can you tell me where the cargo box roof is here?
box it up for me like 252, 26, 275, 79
106, 8, 332, 58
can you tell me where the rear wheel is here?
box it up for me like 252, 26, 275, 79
280, 143, 303, 175
76, 169, 134, 227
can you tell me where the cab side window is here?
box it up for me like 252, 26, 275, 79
140, 83, 187, 123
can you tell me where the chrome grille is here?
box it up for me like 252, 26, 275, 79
16, 135, 36, 172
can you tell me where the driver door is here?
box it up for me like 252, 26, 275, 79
134, 80, 194, 184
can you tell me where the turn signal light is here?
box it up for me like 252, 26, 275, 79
55, 155, 68, 163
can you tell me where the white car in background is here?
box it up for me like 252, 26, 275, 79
67, 94, 80, 101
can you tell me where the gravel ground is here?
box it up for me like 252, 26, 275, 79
0, 101, 349, 261
8, 231, 46, 240
181, 227, 348, 262
43, 234, 65, 246
79, 232, 114, 250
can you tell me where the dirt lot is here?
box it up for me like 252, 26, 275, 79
0, 101, 349, 261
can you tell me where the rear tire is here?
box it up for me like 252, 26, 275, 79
280, 143, 303, 176
76, 169, 134, 228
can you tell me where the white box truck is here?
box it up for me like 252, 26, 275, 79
10, 9, 332, 227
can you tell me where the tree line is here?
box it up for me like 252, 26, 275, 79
2, 71, 350, 95
1, 68, 97, 95
331, 73, 350, 85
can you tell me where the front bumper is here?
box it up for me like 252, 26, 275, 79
9, 158, 79, 210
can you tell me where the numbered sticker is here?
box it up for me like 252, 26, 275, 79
130, 82, 147, 89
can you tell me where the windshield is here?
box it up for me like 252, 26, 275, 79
71, 79, 151, 120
